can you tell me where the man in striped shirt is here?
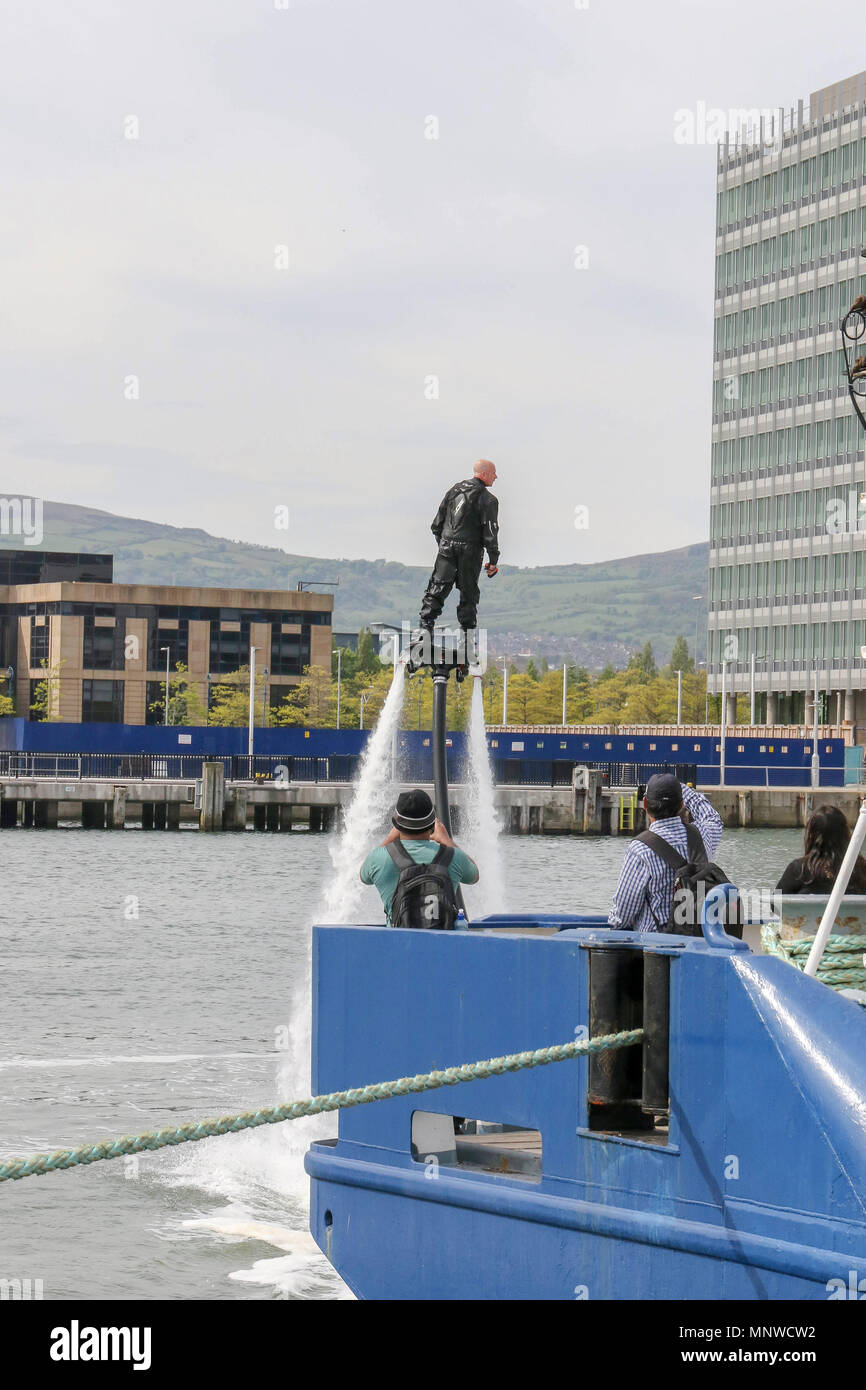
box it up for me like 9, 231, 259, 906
608, 774, 723, 932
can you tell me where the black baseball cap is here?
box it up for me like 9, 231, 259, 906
392, 789, 436, 834
644, 773, 683, 817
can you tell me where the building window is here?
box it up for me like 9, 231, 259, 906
148, 618, 189, 672
29, 618, 50, 667
81, 679, 124, 723
270, 628, 310, 676
83, 617, 121, 670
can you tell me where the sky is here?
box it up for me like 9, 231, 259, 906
0, 0, 861, 569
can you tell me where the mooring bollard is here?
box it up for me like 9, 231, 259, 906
199, 761, 226, 832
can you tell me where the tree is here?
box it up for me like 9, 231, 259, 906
146, 662, 208, 726
627, 642, 657, 683
355, 628, 380, 675
29, 659, 65, 721
0, 693, 14, 718
205, 666, 267, 727
271, 665, 336, 726
669, 635, 694, 674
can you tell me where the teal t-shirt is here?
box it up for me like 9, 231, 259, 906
360, 840, 479, 924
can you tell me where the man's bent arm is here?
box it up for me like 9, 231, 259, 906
481, 492, 500, 565
431, 493, 448, 542
682, 785, 722, 859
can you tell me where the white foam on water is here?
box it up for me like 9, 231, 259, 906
321, 664, 406, 925
152, 677, 408, 1296
461, 676, 505, 918
184, 1216, 354, 1299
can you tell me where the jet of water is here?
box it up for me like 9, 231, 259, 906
460, 677, 505, 919
321, 665, 407, 924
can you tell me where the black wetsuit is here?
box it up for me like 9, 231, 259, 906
419, 478, 500, 630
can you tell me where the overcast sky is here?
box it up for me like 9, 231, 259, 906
0, 0, 860, 568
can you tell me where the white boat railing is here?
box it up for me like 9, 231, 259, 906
804, 799, 866, 977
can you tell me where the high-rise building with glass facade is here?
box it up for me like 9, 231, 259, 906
709, 72, 866, 728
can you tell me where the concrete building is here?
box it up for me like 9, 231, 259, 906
0, 550, 333, 723
710, 72, 866, 730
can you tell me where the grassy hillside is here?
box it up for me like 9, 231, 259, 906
7, 501, 708, 664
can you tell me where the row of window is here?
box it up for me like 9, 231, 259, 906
712, 350, 847, 416
714, 278, 866, 353
711, 416, 861, 478
711, 484, 866, 539
25, 617, 312, 678
715, 217, 864, 289
711, 552, 864, 601
3, 601, 331, 625
709, 620, 864, 663
717, 141, 866, 229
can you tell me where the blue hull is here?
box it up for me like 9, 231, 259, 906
306, 917, 866, 1300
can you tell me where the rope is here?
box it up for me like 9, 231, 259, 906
0, 1029, 643, 1185
761, 924, 866, 990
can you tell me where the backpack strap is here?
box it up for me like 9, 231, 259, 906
635, 824, 707, 869
634, 830, 687, 871
684, 821, 708, 863
432, 844, 454, 869
385, 840, 416, 871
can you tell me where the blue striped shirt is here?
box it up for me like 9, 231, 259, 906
608, 786, 723, 931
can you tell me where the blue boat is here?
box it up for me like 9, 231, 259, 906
305, 907, 866, 1300
306, 643, 866, 1301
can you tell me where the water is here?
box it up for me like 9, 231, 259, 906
0, 823, 804, 1300
461, 678, 506, 917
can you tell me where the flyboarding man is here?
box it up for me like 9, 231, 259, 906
419, 460, 500, 647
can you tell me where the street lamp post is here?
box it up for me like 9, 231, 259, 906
261, 665, 269, 728
501, 658, 508, 725
811, 670, 820, 788
160, 646, 171, 726
675, 669, 682, 727
720, 658, 727, 788
333, 647, 342, 730
248, 647, 257, 758
561, 660, 568, 727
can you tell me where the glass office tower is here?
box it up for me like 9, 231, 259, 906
709, 72, 866, 728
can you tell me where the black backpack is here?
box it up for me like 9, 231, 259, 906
635, 825, 743, 937
386, 841, 459, 930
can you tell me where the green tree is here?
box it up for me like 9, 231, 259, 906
668, 634, 694, 674
627, 642, 657, 683
0, 693, 14, 718
355, 628, 380, 675
147, 662, 208, 726
29, 659, 66, 721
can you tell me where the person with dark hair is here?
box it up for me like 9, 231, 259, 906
608, 773, 723, 931
776, 804, 866, 894
360, 788, 479, 927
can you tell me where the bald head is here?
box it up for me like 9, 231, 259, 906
473, 458, 497, 486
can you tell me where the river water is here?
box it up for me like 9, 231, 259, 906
0, 824, 804, 1301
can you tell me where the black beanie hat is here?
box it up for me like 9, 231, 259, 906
392, 788, 436, 834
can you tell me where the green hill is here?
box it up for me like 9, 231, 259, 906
5, 501, 708, 666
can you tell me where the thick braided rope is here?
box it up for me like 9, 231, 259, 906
0, 1029, 643, 1184
761, 925, 866, 990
